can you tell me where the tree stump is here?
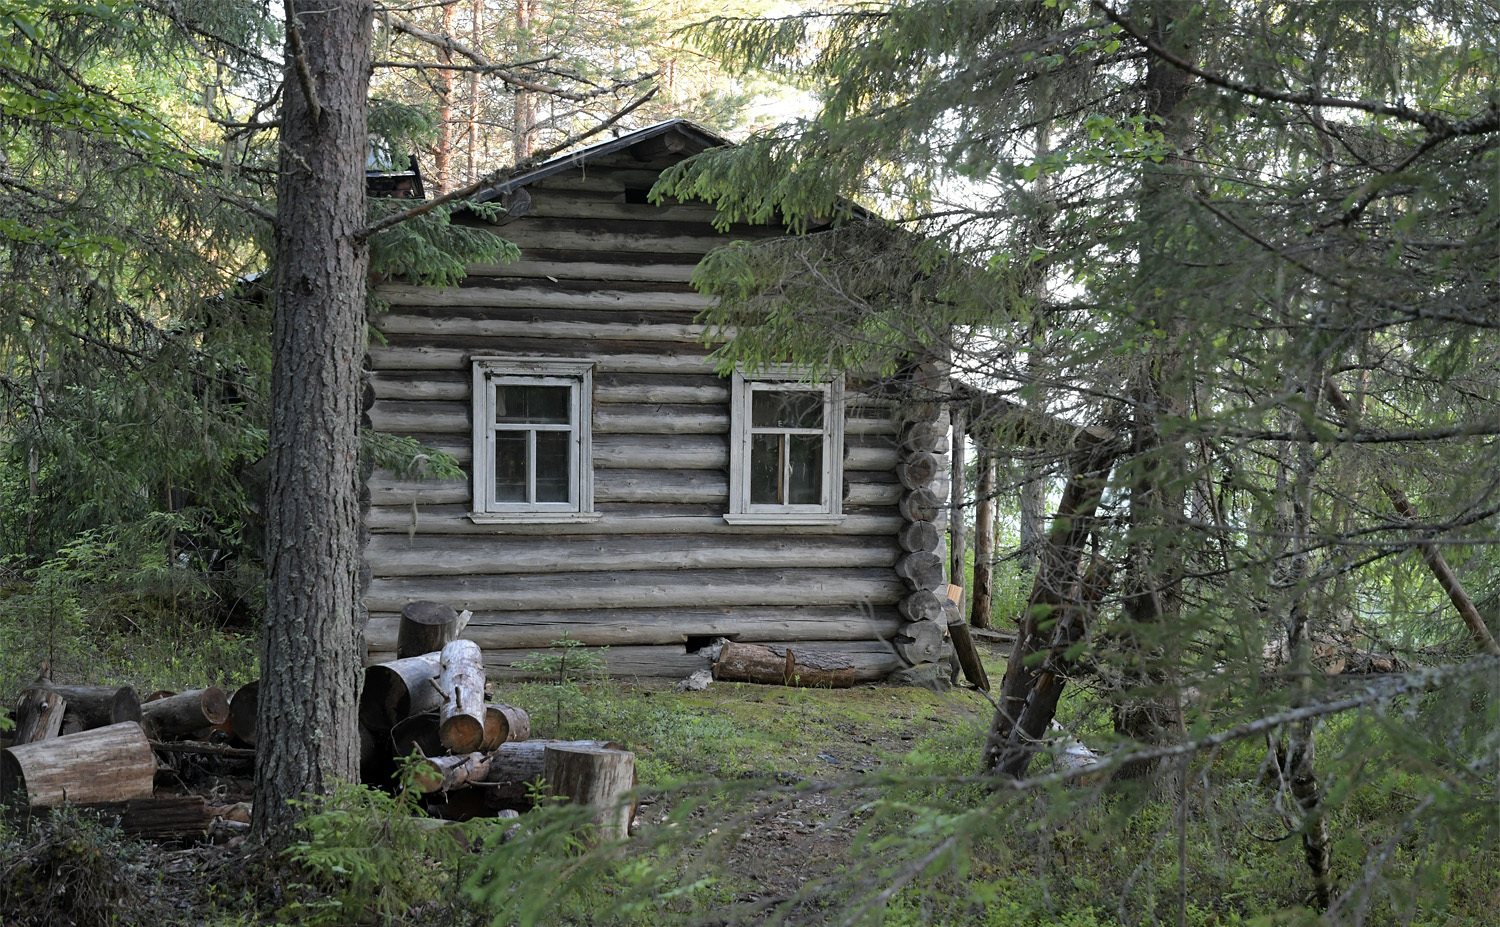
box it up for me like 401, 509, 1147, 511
543, 743, 636, 843
438, 640, 486, 754
1, 722, 156, 807
142, 688, 231, 740
397, 601, 471, 658
476, 740, 624, 809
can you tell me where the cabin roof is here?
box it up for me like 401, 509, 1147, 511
471, 119, 730, 203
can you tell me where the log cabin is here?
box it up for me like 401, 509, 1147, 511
361, 119, 955, 682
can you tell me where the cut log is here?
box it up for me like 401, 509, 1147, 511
898, 488, 944, 523
898, 589, 946, 623
1, 722, 156, 807
476, 739, 625, 808
414, 751, 492, 793
397, 600, 473, 658
37, 685, 140, 730
544, 743, 636, 842
227, 681, 259, 746
141, 687, 230, 740
391, 711, 443, 761
12, 688, 66, 745
944, 595, 991, 691
713, 641, 856, 688
898, 520, 941, 554
896, 452, 942, 490
895, 551, 945, 590
361, 652, 443, 731
438, 640, 487, 754
481, 704, 531, 751
894, 618, 945, 665
8, 796, 213, 839
900, 421, 949, 454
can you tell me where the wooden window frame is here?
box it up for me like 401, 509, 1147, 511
469, 357, 598, 524
725, 369, 845, 525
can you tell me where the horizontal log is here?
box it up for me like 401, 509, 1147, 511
374, 313, 711, 343
596, 404, 726, 435
366, 605, 902, 650
377, 282, 711, 312
1, 722, 156, 807
488, 227, 752, 255
368, 346, 715, 374
366, 568, 905, 613
525, 195, 723, 224
846, 482, 903, 507
366, 506, 903, 536
714, 641, 856, 688
7, 796, 213, 839
592, 434, 726, 469
371, 375, 730, 406
464, 258, 696, 283
365, 534, 900, 578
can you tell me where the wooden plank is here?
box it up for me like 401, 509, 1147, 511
376, 283, 711, 312
367, 505, 903, 536
364, 568, 906, 612
464, 258, 697, 283
364, 605, 903, 649
364, 534, 901, 577
368, 346, 715, 374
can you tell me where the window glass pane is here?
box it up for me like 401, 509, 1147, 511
752, 389, 822, 429
534, 431, 571, 503
749, 433, 782, 504
495, 384, 570, 424
788, 435, 823, 505
493, 432, 528, 502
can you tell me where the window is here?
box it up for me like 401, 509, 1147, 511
470, 357, 596, 522
726, 370, 844, 524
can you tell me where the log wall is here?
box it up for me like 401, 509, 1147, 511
364, 146, 910, 677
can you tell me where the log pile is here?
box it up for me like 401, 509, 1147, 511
2, 601, 636, 842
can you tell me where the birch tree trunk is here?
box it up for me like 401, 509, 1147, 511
252, 0, 373, 847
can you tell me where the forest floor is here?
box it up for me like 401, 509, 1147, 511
4, 633, 1495, 927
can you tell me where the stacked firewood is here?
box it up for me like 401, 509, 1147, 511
362, 601, 636, 837
0, 600, 636, 841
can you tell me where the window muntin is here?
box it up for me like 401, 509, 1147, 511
471, 359, 593, 519
729, 372, 844, 522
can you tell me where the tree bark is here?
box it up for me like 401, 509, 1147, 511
985, 427, 1121, 776
971, 451, 996, 629
253, 0, 373, 846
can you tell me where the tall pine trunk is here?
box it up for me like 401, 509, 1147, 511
253, 0, 372, 845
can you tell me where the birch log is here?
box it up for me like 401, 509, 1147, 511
438, 640, 486, 754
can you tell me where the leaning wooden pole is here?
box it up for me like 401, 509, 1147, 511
971, 450, 996, 630
1324, 380, 1500, 656
949, 405, 967, 594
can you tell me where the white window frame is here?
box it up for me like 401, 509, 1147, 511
469, 357, 598, 524
725, 369, 845, 525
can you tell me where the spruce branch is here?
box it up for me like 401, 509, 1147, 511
356, 87, 656, 241
283, 0, 323, 125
